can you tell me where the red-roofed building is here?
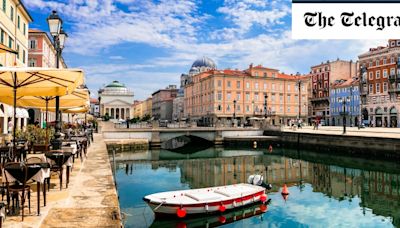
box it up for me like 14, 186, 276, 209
184, 64, 309, 126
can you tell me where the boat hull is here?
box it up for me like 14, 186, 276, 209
143, 184, 266, 216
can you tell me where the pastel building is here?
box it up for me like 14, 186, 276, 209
330, 78, 360, 126
310, 59, 357, 126
184, 63, 309, 126
152, 85, 178, 121
0, 0, 32, 134
358, 40, 400, 127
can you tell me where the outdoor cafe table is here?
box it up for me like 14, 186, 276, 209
44, 151, 73, 190
61, 142, 78, 162
2, 162, 50, 215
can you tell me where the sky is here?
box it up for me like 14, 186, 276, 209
23, 0, 385, 100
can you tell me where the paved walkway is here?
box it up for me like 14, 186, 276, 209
3, 134, 121, 228
280, 126, 400, 139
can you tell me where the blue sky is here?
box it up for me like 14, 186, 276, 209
24, 0, 384, 100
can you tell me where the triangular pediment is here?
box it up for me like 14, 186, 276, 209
103, 99, 132, 106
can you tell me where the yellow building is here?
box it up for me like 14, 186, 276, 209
0, 0, 32, 67
184, 64, 309, 126
0, 0, 32, 135
133, 97, 152, 119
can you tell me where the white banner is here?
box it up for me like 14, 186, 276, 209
292, 2, 400, 39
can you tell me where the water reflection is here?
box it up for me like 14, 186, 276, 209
113, 148, 397, 227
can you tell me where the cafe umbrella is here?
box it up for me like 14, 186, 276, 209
0, 88, 89, 144
0, 67, 84, 158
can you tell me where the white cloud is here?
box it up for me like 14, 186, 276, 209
109, 55, 125, 60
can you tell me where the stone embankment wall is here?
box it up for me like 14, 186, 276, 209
266, 131, 400, 159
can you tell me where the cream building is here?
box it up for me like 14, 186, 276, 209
98, 81, 134, 121
0, 0, 32, 134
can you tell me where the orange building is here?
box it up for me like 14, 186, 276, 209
184, 64, 309, 126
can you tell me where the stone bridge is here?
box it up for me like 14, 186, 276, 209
102, 127, 265, 147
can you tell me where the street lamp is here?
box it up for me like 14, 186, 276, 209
264, 95, 268, 118
297, 80, 302, 120
233, 99, 237, 122
47, 10, 68, 150
339, 96, 350, 134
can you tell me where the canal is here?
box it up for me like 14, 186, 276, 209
110, 147, 400, 228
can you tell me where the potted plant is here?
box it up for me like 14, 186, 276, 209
32, 127, 53, 153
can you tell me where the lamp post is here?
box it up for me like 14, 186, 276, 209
297, 80, 302, 120
47, 11, 67, 150
233, 100, 236, 127
264, 95, 268, 118
339, 96, 350, 134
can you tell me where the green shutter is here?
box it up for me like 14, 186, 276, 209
2, 0, 5, 12
16, 44, 19, 59
17, 15, 20, 29
23, 50, 25, 63
0, 30, 3, 44
10, 6, 13, 21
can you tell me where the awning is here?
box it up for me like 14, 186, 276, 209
6, 106, 29, 118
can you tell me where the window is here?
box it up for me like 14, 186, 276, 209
287, 95, 291, 102
287, 107, 291, 112
383, 82, 388, 92
236, 81, 240, 89
254, 92, 259, 101
376, 60, 379, 66
227, 92, 231, 100
246, 92, 250, 101
383, 69, 388, 78
254, 72, 258, 77
23, 23, 26, 35
369, 62, 372, 67
383, 58, 387, 65
279, 94, 283, 103
8, 37, 13, 48
246, 82, 250, 89
236, 92, 241, 100
217, 92, 222, 101
227, 105, 230, 111
255, 83, 258, 89
10, 6, 13, 21
263, 72, 267, 77
17, 15, 20, 29
264, 83, 267, 90
391, 57, 395, 63
237, 105, 240, 111
271, 94, 275, 101
246, 105, 250, 112
272, 83, 275, 91
369, 72, 373, 80
16, 44, 19, 59
391, 68, 395, 76
272, 73, 276, 78
376, 83, 380, 93
227, 81, 231, 88
22, 49, 25, 63
0, 29, 4, 44
217, 105, 221, 111
376, 70, 380, 79
217, 80, 221, 87
287, 84, 291, 91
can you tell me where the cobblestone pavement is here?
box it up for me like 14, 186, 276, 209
3, 134, 121, 228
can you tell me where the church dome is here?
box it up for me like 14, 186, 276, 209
191, 56, 216, 69
105, 80, 126, 88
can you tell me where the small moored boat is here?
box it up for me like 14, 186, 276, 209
143, 175, 271, 217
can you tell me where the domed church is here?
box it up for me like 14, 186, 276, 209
98, 81, 134, 120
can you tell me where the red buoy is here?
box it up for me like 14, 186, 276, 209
219, 216, 226, 223
260, 194, 267, 202
176, 222, 187, 228
268, 145, 273, 153
260, 204, 268, 212
176, 208, 187, 218
281, 184, 289, 195
219, 205, 226, 212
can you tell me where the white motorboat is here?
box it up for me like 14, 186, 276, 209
143, 175, 270, 217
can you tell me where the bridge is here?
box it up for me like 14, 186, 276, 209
102, 127, 265, 147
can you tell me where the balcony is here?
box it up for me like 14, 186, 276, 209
310, 96, 329, 102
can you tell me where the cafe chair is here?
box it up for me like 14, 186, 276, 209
46, 150, 65, 191
4, 162, 31, 221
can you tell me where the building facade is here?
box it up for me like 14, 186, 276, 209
330, 78, 360, 126
152, 85, 178, 121
358, 40, 400, 127
0, 0, 32, 134
90, 98, 100, 117
184, 64, 309, 126
98, 81, 134, 121
310, 59, 357, 126
28, 29, 66, 68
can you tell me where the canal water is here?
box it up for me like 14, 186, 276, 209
111, 147, 400, 228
